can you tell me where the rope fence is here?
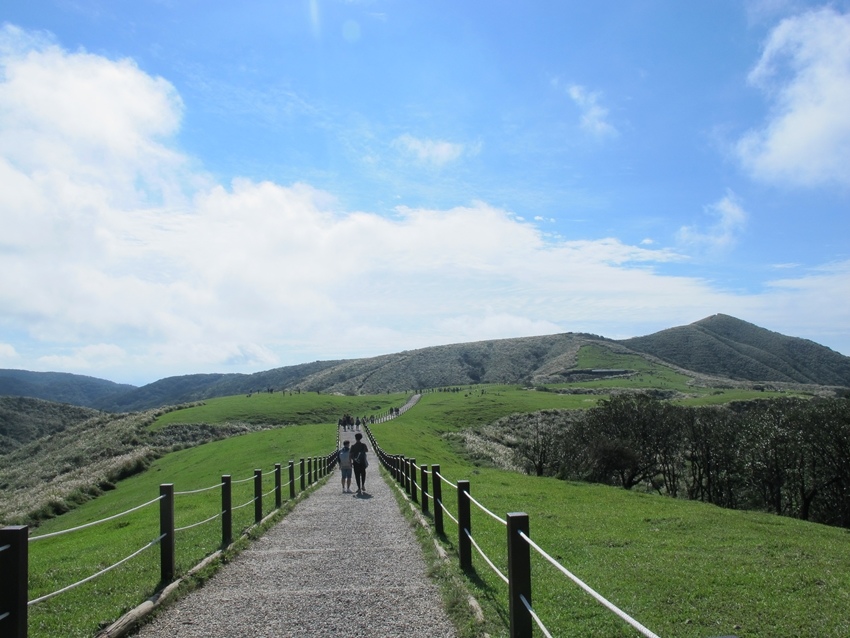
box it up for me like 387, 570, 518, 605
27, 534, 167, 607
28, 495, 164, 542
175, 482, 222, 495
1, 450, 336, 638
363, 420, 663, 638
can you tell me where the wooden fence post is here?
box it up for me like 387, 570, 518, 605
275, 463, 282, 508
432, 465, 444, 536
254, 470, 263, 524
507, 513, 532, 638
458, 480, 471, 570
0, 525, 27, 638
410, 458, 418, 502
420, 465, 429, 515
289, 461, 296, 500
160, 484, 175, 583
221, 475, 232, 547
307, 457, 313, 486
300, 458, 305, 492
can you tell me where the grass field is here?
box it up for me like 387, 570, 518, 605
14, 384, 850, 637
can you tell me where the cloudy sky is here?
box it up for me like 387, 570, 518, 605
1, 1, 849, 386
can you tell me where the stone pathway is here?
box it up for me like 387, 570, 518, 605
133, 423, 455, 638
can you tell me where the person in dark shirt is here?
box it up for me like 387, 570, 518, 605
350, 432, 369, 495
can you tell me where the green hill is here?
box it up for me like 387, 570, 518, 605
2, 315, 848, 411
621, 314, 850, 386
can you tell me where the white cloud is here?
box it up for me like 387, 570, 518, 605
736, 8, 850, 186
0, 343, 19, 363
38, 343, 127, 371
1, 24, 847, 384
677, 193, 748, 253
392, 134, 469, 166
562, 83, 618, 138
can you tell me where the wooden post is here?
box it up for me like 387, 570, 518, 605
275, 463, 282, 508
254, 470, 262, 524
307, 457, 313, 485
0, 526, 27, 638
399, 456, 406, 487
221, 475, 232, 547
410, 458, 418, 502
432, 465, 444, 536
507, 513, 532, 638
289, 461, 296, 500
300, 458, 305, 492
458, 480, 471, 570
420, 465, 429, 515
160, 484, 175, 583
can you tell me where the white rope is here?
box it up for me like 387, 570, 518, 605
0, 612, 8, 622
175, 482, 223, 495
0, 544, 10, 553
464, 492, 506, 526
517, 531, 660, 638
28, 534, 166, 606
175, 511, 222, 532
231, 497, 256, 511
262, 486, 277, 498
438, 500, 459, 526
29, 495, 164, 542
231, 475, 255, 485
262, 467, 277, 476
438, 473, 458, 489
520, 594, 554, 638
465, 528, 508, 584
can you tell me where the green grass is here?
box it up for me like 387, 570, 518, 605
372, 389, 850, 638
150, 391, 410, 430
17, 385, 850, 637
25, 423, 337, 638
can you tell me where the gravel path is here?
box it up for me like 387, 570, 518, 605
134, 426, 456, 638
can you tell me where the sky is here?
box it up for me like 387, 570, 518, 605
1, 0, 849, 386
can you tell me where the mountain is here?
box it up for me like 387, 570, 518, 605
620, 314, 850, 386
0, 369, 135, 408
95, 360, 344, 412
0, 396, 103, 453
1, 315, 848, 411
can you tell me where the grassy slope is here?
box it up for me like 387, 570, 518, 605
371, 388, 850, 638
25, 423, 339, 637
18, 377, 850, 637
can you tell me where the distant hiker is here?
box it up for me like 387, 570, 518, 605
355, 416, 361, 431
338, 440, 353, 493
350, 432, 369, 495
338, 417, 345, 431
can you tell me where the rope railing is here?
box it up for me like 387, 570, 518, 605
464, 491, 506, 526
517, 530, 661, 638
231, 497, 256, 511
438, 499, 459, 526
438, 473, 458, 489
175, 511, 223, 533
364, 421, 662, 638
28, 495, 164, 542
28, 534, 166, 607
464, 528, 509, 584
2, 450, 335, 638
520, 594, 553, 638
175, 482, 223, 495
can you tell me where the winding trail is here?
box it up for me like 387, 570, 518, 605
134, 413, 455, 638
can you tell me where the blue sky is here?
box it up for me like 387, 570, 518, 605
1, 1, 849, 386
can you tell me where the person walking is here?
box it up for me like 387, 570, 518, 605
337, 440, 353, 493
350, 432, 369, 495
